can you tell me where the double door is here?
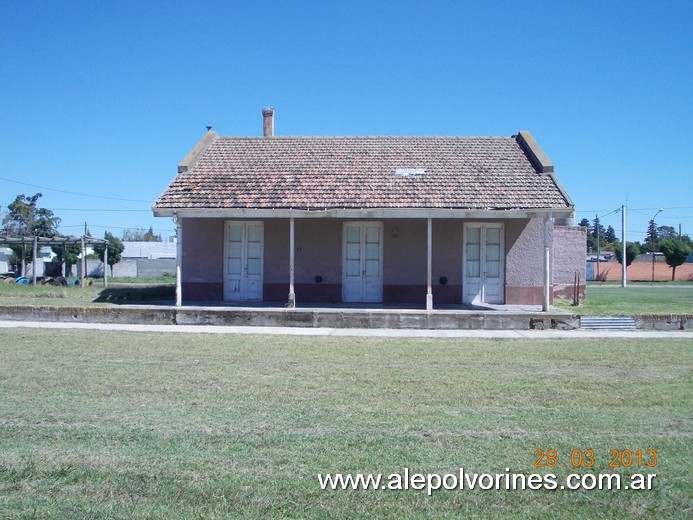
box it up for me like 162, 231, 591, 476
342, 222, 383, 303
224, 221, 263, 301
463, 224, 504, 304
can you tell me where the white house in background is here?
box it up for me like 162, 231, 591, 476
0, 248, 10, 273
122, 240, 177, 259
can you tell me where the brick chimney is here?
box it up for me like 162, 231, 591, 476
262, 106, 275, 137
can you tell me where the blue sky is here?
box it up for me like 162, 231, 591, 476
1, 1, 691, 242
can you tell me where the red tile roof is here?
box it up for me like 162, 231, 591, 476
154, 136, 573, 211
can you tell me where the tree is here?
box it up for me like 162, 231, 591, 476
2, 193, 60, 238
51, 241, 82, 276
629, 241, 645, 254
93, 231, 124, 276
644, 219, 658, 249
122, 226, 162, 242
586, 215, 607, 253
656, 225, 676, 241
591, 216, 606, 242
614, 242, 639, 267
659, 238, 692, 281
1, 193, 60, 266
143, 226, 161, 242
578, 219, 594, 252
604, 225, 617, 244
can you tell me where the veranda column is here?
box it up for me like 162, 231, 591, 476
542, 215, 551, 312
175, 216, 183, 307
288, 217, 296, 308
426, 217, 433, 311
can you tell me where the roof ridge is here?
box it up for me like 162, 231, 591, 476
215, 135, 514, 140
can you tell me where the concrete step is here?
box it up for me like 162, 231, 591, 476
580, 316, 637, 330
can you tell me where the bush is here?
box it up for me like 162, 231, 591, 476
659, 238, 692, 281
614, 242, 639, 267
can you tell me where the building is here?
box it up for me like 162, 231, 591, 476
153, 108, 585, 309
122, 241, 177, 259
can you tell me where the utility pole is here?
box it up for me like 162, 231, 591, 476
596, 214, 600, 280
651, 209, 663, 282
621, 205, 627, 288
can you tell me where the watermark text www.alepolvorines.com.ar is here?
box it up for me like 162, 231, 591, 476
317, 468, 656, 496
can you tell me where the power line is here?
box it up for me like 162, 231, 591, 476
576, 208, 620, 222
0, 175, 153, 203
49, 208, 152, 212
577, 205, 693, 213
60, 224, 174, 232
598, 208, 620, 219
631, 206, 693, 211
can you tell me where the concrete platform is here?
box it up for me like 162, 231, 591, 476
0, 303, 580, 330
3, 320, 692, 339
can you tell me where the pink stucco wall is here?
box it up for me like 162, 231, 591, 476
552, 225, 587, 300
180, 217, 580, 305
181, 218, 224, 300
504, 218, 545, 304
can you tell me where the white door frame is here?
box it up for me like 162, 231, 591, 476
342, 221, 383, 303
224, 221, 264, 301
462, 223, 505, 304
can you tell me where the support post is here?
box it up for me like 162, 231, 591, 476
104, 243, 108, 288
175, 216, 183, 307
80, 235, 86, 288
288, 217, 296, 308
62, 244, 67, 277
621, 205, 627, 288
651, 240, 656, 282
426, 217, 433, 311
542, 216, 551, 312
32, 235, 38, 286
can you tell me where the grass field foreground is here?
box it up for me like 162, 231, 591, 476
0, 330, 691, 518
556, 285, 692, 315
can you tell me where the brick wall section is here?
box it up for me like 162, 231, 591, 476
597, 262, 693, 281
552, 225, 587, 299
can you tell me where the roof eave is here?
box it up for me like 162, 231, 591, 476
153, 207, 574, 220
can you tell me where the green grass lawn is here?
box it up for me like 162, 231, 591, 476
0, 330, 690, 518
3, 280, 691, 317
0, 279, 175, 306
556, 286, 693, 316
588, 281, 693, 286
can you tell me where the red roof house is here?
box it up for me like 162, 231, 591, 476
153, 108, 585, 309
